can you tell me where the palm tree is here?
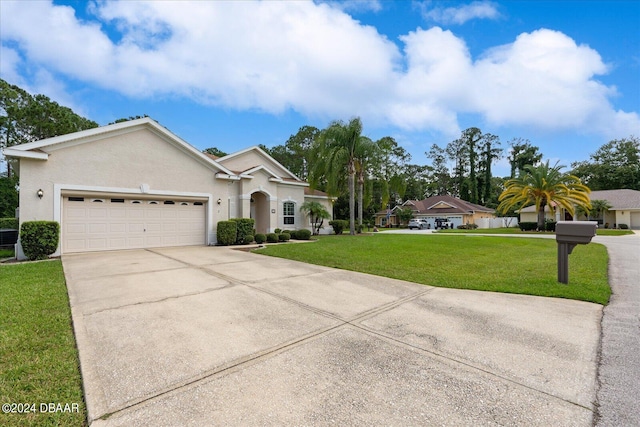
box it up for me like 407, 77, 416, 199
312, 118, 369, 235
299, 201, 331, 235
354, 137, 380, 231
498, 160, 591, 231
579, 199, 612, 222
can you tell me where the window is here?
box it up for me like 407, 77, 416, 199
131, 201, 142, 204
163, 200, 175, 205
180, 202, 189, 206
110, 198, 125, 203
283, 201, 295, 225
194, 202, 204, 206
92, 199, 104, 203
68, 197, 84, 202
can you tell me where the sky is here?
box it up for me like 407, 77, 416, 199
1, 0, 639, 177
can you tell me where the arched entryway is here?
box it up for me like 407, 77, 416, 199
250, 191, 270, 234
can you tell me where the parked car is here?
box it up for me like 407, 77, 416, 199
408, 219, 429, 230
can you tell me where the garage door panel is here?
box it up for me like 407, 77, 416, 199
63, 196, 206, 253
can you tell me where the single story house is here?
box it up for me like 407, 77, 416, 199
3, 118, 333, 258
375, 195, 495, 228
519, 189, 640, 229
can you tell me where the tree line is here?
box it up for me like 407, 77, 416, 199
2, 79, 638, 223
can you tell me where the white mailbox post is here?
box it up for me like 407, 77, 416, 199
555, 221, 598, 284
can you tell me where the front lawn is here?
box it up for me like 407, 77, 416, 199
436, 227, 633, 236
255, 234, 610, 305
0, 261, 87, 427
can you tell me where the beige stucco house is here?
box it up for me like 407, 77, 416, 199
519, 189, 640, 229
3, 118, 333, 258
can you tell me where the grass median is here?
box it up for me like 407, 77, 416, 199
435, 227, 633, 236
0, 260, 86, 427
255, 234, 610, 305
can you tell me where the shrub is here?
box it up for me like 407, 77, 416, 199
230, 218, 255, 244
519, 222, 538, 231
619, 223, 629, 229
278, 232, 290, 242
0, 218, 18, 229
329, 220, 349, 235
20, 221, 60, 260
254, 233, 266, 244
545, 221, 557, 232
266, 233, 278, 243
217, 221, 237, 246
457, 224, 479, 230
292, 229, 312, 240
274, 228, 282, 234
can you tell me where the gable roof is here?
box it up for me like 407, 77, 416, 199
2, 117, 236, 176
216, 146, 302, 182
403, 195, 495, 215
519, 189, 640, 212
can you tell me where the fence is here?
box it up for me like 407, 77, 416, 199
475, 217, 519, 229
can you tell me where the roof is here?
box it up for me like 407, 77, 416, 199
519, 189, 640, 212
404, 195, 495, 215
2, 117, 236, 176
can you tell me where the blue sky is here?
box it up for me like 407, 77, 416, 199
1, 0, 638, 177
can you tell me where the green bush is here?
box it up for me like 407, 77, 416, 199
230, 218, 255, 244
0, 218, 18, 229
329, 220, 349, 235
457, 223, 479, 230
216, 221, 237, 246
274, 228, 282, 234
278, 232, 290, 242
266, 233, 278, 243
545, 221, 557, 232
20, 221, 60, 260
519, 222, 538, 231
292, 229, 312, 240
618, 223, 629, 229
254, 233, 266, 244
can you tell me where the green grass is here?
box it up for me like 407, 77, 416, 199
0, 261, 87, 426
255, 234, 611, 305
0, 248, 15, 258
436, 227, 633, 236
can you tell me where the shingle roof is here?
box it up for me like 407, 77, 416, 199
519, 189, 640, 212
404, 195, 494, 215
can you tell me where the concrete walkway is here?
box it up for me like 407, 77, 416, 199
593, 233, 640, 426
63, 246, 603, 426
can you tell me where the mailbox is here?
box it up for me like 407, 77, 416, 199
556, 221, 597, 245
556, 221, 598, 284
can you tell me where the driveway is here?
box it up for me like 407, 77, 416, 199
63, 246, 602, 426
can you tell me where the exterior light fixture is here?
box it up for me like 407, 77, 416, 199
37, 189, 44, 199
217, 198, 222, 205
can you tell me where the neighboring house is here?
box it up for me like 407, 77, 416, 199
518, 189, 640, 229
2, 118, 333, 258
375, 195, 495, 228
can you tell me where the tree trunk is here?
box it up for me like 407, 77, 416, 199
348, 168, 355, 235
357, 175, 364, 233
537, 201, 546, 232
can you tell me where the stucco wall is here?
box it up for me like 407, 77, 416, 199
18, 128, 229, 245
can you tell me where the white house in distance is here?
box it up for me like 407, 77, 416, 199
519, 189, 640, 229
3, 118, 333, 258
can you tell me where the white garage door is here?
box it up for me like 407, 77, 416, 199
631, 212, 640, 230
62, 196, 206, 253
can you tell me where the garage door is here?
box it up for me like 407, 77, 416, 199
62, 196, 206, 253
631, 212, 640, 230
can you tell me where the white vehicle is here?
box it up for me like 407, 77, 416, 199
408, 219, 429, 230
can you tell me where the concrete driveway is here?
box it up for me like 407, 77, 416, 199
63, 246, 602, 426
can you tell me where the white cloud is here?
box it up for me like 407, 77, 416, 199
420, 1, 501, 25
1, 0, 637, 142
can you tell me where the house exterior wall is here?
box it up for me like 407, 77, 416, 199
18, 129, 227, 254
